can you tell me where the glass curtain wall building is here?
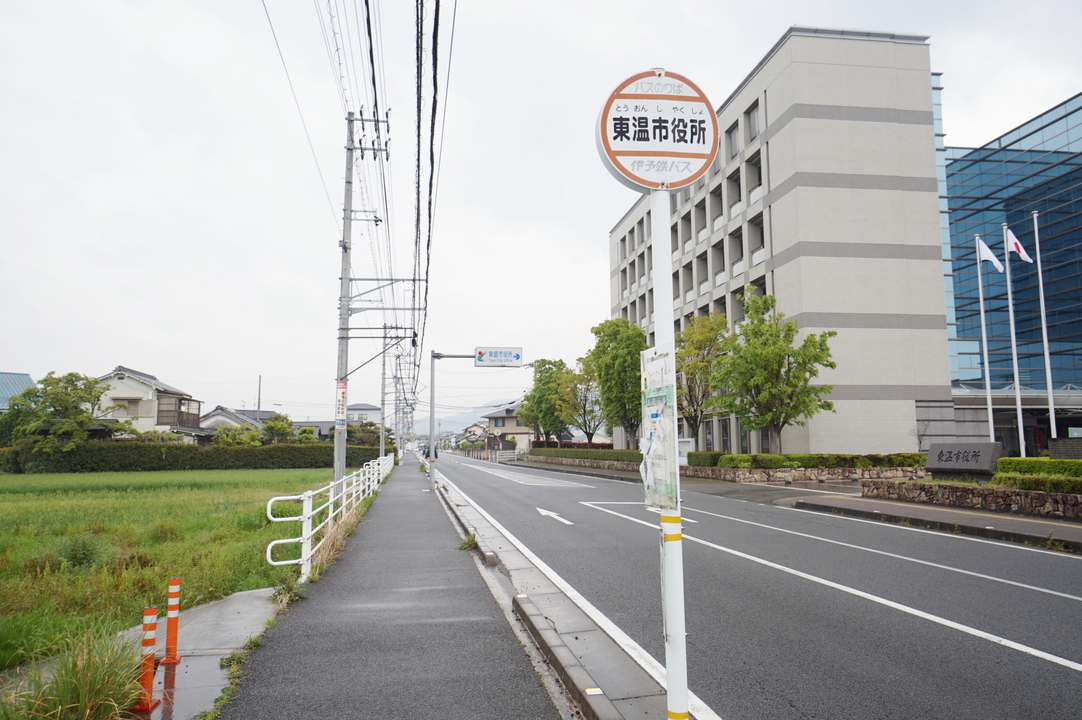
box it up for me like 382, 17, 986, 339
946, 93, 1082, 451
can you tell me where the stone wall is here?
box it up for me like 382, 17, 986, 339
525, 456, 640, 473
862, 479, 1082, 522
524, 454, 926, 483
1050, 438, 1082, 460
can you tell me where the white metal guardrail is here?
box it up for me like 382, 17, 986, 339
265, 454, 394, 582
448, 449, 520, 463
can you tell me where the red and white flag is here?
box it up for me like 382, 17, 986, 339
977, 237, 1004, 272
1006, 228, 1034, 263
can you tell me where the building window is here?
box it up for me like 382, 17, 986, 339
727, 170, 742, 212
704, 420, 714, 451
746, 102, 760, 141
720, 417, 730, 454
494, 418, 505, 427
746, 151, 762, 192
114, 399, 140, 417
726, 123, 739, 159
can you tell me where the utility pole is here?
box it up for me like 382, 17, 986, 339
380, 326, 387, 457
334, 112, 356, 484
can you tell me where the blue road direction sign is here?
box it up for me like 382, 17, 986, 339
475, 347, 523, 367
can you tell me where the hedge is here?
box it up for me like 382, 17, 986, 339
532, 449, 928, 468
989, 472, 1082, 494
713, 453, 927, 469
0, 441, 388, 474
687, 452, 727, 467
529, 448, 642, 463
531, 441, 614, 449
997, 457, 1082, 478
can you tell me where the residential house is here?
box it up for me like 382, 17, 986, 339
200, 406, 264, 432
346, 403, 382, 424
99, 366, 211, 441
0, 372, 35, 413
289, 404, 384, 442
461, 423, 486, 443
481, 406, 534, 450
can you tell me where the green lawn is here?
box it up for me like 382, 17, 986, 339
0, 468, 333, 671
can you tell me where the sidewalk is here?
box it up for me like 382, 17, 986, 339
215, 460, 562, 720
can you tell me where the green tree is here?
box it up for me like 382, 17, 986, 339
296, 426, 320, 444
212, 424, 263, 447
589, 318, 647, 447
7, 372, 130, 453
261, 412, 296, 444
135, 429, 184, 443
556, 357, 604, 445
516, 399, 542, 444
710, 292, 836, 453
676, 312, 728, 444
523, 359, 569, 444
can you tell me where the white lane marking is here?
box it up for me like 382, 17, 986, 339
581, 502, 1082, 674
782, 504, 1082, 559
537, 507, 574, 525
468, 464, 595, 488
646, 506, 698, 523
437, 472, 723, 720
681, 505, 1082, 603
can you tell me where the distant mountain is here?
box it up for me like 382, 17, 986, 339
410, 398, 518, 436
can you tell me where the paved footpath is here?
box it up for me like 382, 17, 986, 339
218, 462, 562, 720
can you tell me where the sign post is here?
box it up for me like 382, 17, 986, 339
598, 68, 718, 720
429, 348, 525, 468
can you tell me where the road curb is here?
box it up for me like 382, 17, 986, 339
512, 594, 625, 720
435, 481, 498, 565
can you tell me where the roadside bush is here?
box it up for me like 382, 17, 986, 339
989, 472, 1082, 494
529, 448, 641, 463
687, 452, 727, 467
884, 453, 926, 467
998, 457, 1082, 478
783, 454, 829, 468
0, 629, 141, 720
0, 442, 385, 474
753, 454, 789, 469
716, 454, 753, 468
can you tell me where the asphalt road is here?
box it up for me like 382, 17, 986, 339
437, 454, 1082, 720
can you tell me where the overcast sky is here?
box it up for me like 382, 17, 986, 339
3, 1, 1080, 431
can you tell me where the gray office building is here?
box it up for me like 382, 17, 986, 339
608, 27, 956, 453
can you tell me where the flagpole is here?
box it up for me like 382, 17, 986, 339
1003, 223, 1027, 457
975, 235, 996, 442
1032, 211, 1057, 439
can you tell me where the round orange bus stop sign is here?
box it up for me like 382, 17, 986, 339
597, 69, 718, 192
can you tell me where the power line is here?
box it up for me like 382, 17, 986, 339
261, 0, 340, 235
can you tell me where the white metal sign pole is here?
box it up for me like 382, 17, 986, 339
597, 68, 717, 720
649, 187, 688, 719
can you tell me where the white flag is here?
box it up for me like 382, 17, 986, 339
977, 237, 1004, 273
1006, 228, 1034, 263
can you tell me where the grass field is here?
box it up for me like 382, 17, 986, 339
0, 468, 336, 672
